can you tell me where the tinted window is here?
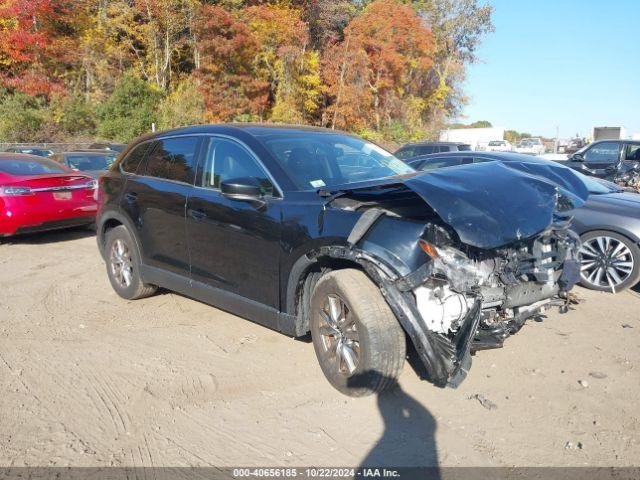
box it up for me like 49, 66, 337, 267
201, 138, 275, 196
395, 147, 415, 159
121, 143, 151, 174
416, 145, 435, 155
145, 136, 200, 183
625, 144, 640, 161
0, 158, 69, 176
414, 156, 465, 171
66, 154, 116, 171
583, 142, 621, 163
458, 144, 471, 151
260, 133, 414, 190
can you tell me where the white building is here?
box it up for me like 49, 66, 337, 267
439, 127, 505, 151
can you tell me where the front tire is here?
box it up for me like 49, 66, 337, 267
309, 269, 406, 397
579, 230, 640, 292
105, 225, 157, 300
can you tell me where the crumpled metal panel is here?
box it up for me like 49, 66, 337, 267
337, 160, 589, 249
403, 161, 589, 249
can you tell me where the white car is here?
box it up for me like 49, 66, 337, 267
515, 138, 546, 155
486, 140, 513, 152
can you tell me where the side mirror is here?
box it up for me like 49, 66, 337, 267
572, 153, 584, 162
220, 177, 265, 206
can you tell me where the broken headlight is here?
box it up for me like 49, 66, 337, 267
419, 240, 491, 291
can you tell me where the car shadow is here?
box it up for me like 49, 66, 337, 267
1, 226, 95, 245
349, 371, 440, 471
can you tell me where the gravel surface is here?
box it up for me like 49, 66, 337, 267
1, 228, 638, 467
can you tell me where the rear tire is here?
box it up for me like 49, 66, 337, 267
579, 230, 640, 292
105, 225, 157, 300
309, 269, 406, 397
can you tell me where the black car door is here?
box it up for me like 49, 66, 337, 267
186, 136, 282, 309
566, 141, 622, 176
120, 136, 201, 276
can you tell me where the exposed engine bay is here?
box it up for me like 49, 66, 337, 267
325, 160, 588, 388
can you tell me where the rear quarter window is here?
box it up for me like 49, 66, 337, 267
144, 136, 200, 183
120, 143, 151, 174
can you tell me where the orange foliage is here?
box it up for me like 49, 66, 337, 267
0, 0, 76, 97
322, 0, 435, 131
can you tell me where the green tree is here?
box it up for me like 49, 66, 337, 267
96, 74, 162, 142
49, 94, 97, 138
0, 93, 46, 142
157, 77, 205, 129
469, 120, 492, 128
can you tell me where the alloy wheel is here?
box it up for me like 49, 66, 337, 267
580, 235, 634, 290
318, 294, 360, 376
109, 239, 133, 288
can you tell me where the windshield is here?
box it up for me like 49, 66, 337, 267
488, 141, 503, 146
15, 148, 53, 157
0, 158, 69, 176
66, 154, 116, 171
259, 133, 415, 190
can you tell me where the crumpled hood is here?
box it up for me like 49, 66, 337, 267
336, 160, 590, 249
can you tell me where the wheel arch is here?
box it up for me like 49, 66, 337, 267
284, 246, 403, 338
97, 210, 144, 262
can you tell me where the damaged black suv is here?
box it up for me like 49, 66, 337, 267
97, 125, 589, 396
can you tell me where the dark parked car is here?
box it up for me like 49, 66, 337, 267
51, 151, 119, 178
4, 146, 54, 158
407, 151, 640, 292
97, 125, 588, 396
394, 141, 471, 160
88, 142, 127, 153
558, 140, 640, 186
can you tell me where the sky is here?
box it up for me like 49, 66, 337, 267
461, 0, 640, 139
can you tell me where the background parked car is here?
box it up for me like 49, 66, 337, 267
557, 140, 640, 186
486, 140, 513, 152
515, 138, 546, 155
4, 147, 54, 158
51, 150, 119, 178
88, 142, 126, 153
0, 153, 97, 237
394, 141, 471, 160
406, 150, 640, 292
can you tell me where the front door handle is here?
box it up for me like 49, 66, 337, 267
125, 192, 138, 203
189, 208, 207, 221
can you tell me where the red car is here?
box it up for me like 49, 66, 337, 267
0, 153, 98, 237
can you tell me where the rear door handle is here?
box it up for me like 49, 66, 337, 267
189, 208, 207, 221
125, 192, 138, 203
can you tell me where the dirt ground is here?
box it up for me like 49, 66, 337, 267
1, 228, 639, 468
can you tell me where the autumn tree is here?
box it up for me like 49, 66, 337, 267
413, 0, 494, 125
0, 0, 77, 97
197, 3, 320, 123
323, 0, 435, 137
196, 5, 269, 121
